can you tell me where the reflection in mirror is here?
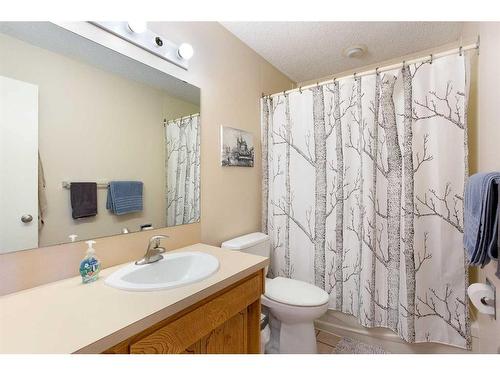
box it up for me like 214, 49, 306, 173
0, 22, 201, 254
166, 114, 200, 226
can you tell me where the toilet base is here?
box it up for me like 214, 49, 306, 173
279, 321, 317, 354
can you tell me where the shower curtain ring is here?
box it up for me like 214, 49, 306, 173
299, 86, 303, 94
283, 90, 287, 97
375, 67, 380, 76
459, 46, 463, 56
430, 54, 433, 64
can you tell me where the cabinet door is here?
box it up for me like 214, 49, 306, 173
201, 310, 247, 354
181, 341, 202, 354
130, 274, 261, 354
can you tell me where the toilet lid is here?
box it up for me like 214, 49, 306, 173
264, 277, 329, 307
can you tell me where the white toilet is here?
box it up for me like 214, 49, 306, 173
221, 232, 329, 354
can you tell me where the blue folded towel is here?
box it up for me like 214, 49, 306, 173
464, 172, 500, 267
106, 181, 143, 215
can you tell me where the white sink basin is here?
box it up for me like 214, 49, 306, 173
105, 251, 219, 291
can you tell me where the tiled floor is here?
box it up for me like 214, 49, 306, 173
315, 329, 342, 354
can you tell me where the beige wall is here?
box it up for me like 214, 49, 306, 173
462, 22, 500, 354
0, 22, 293, 294
146, 22, 294, 246
0, 32, 199, 247
163, 95, 199, 121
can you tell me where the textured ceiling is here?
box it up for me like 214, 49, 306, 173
221, 22, 464, 83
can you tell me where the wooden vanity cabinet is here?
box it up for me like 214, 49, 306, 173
103, 270, 264, 354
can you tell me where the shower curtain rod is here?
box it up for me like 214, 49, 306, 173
265, 40, 479, 99
164, 112, 200, 124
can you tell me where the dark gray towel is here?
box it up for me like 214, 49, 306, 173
70, 182, 98, 219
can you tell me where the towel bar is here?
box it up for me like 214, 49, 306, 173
62, 181, 109, 189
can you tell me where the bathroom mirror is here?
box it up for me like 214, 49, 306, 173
0, 22, 201, 254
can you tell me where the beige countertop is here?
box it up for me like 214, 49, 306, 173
0, 243, 268, 354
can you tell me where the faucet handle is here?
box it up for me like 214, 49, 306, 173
136, 235, 170, 265
149, 235, 169, 248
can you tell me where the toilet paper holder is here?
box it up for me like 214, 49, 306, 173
484, 278, 496, 320
468, 278, 497, 319
481, 297, 494, 306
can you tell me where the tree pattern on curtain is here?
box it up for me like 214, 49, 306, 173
166, 114, 200, 226
261, 54, 471, 349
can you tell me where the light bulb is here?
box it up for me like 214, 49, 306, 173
127, 21, 147, 34
177, 43, 194, 60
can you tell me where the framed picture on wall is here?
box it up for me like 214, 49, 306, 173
220, 126, 254, 167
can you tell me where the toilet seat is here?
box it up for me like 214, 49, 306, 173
264, 277, 329, 307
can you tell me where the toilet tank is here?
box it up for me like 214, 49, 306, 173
221, 232, 270, 258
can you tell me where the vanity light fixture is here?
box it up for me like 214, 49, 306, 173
127, 21, 147, 34
90, 21, 192, 70
177, 43, 194, 60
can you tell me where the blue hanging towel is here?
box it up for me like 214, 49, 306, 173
464, 172, 500, 267
106, 181, 143, 215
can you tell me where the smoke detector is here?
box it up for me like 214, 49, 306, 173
343, 45, 366, 58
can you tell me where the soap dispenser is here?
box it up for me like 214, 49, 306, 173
79, 240, 101, 284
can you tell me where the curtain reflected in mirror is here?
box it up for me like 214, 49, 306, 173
165, 114, 201, 226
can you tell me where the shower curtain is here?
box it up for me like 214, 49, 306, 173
261, 54, 471, 349
165, 114, 201, 226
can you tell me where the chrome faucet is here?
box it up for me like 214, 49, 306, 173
135, 235, 169, 265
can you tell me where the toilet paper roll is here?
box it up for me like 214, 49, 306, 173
468, 283, 495, 315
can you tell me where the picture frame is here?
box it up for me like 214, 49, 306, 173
220, 126, 254, 167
